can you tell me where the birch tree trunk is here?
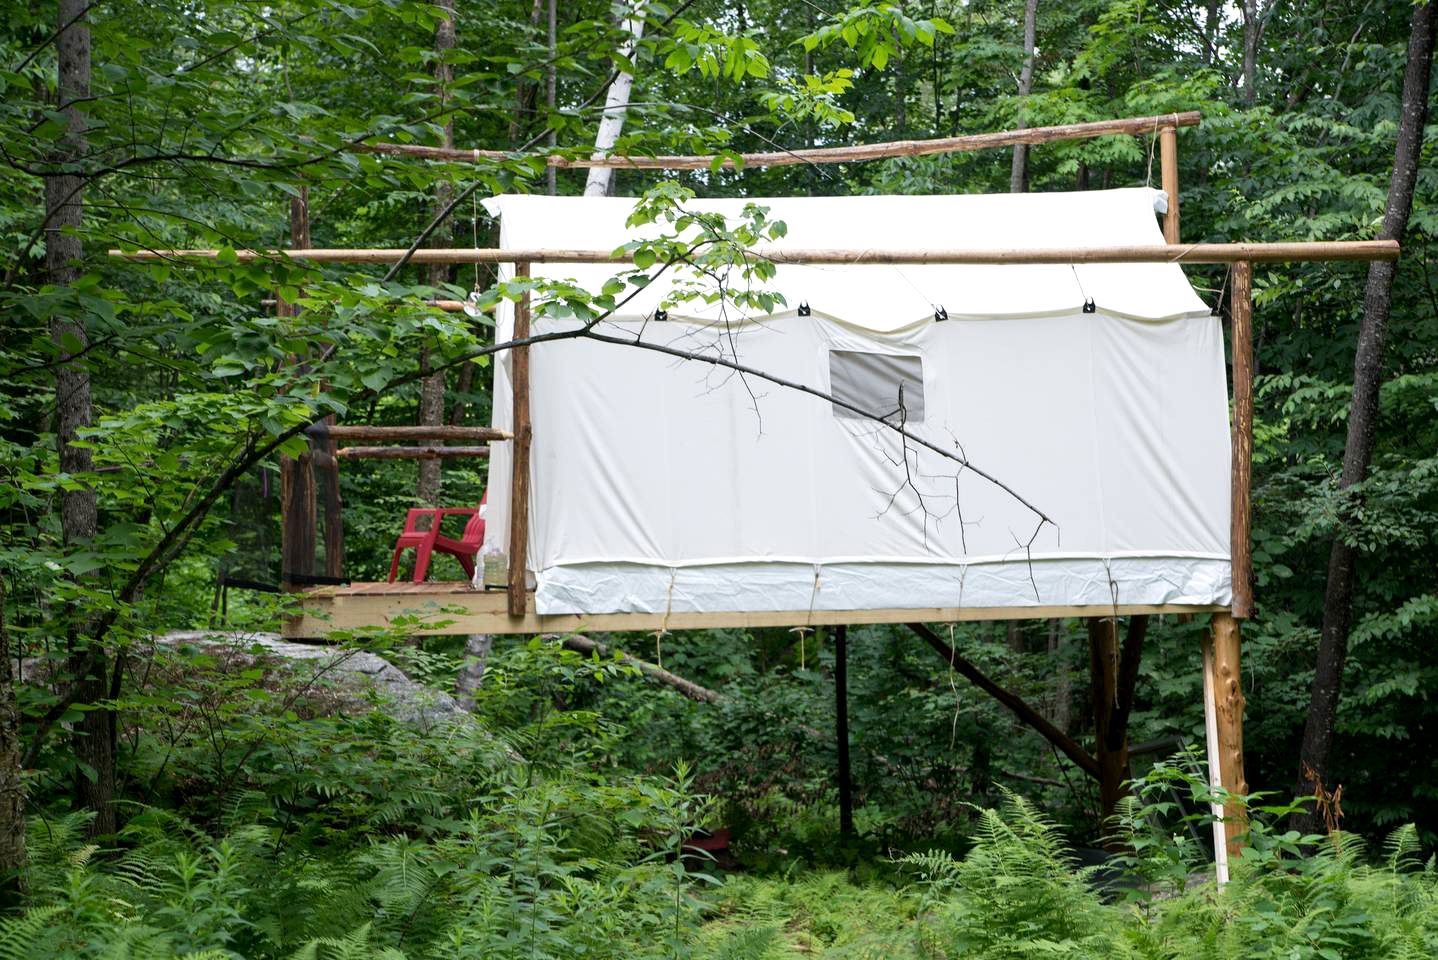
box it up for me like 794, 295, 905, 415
1292, 0, 1435, 833
418, 0, 456, 505
584, 5, 646, 198
454, 634, 494, 711
1009, 0, 1038, 193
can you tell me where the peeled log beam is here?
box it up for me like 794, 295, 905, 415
909, 623, 1100, 780
560, 634, 720, 703
307, 424, 510, 442
336, 445, 490, 460
263, 297, 471, 312
353, 112, 1203, 170
111, 240, 1401, 266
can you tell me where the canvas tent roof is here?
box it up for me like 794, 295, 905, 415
481, 188, 1231, 617
480, 187, 1211, 330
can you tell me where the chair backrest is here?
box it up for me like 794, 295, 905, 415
463, 492, 488, 547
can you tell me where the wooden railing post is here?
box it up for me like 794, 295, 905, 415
1160, 125, 1180, 243
507, 263, 532, 617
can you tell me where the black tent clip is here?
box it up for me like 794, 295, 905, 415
797, 301, 811, 316
934, 305, 948, 322
654, 309, 668, 322
1082, 299, 1096, 314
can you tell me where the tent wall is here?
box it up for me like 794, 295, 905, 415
482, 191, 1233, 617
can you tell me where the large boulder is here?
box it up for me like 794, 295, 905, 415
151, 631, 468, 729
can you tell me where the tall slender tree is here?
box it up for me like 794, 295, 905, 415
0, 578, 24, 884
45, 0, 115, 837
1293, 0, 1436, 834
1009, 0, 1038, 193
585, 3, 646, 197
418, 0, 458, 505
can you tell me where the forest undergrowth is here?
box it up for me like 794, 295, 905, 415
3, 636, 1436, 960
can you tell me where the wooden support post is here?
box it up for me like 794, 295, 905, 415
1230, 261, 1255, 617
287, 186, 345, 582
279, 452, 316, 590
1087, 618, 1129, 826
1160, 126, 1180, 243
319, 415, 344, 579
507, 263, 532, 617
1209, 612, 1248, 855
278, 186, 316, 590
834, 624, 854, 838
1200, 629, 1231, 883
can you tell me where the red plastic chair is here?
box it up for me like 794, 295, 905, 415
388, 494, 487, 583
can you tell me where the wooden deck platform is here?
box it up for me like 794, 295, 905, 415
282, 581, 1226, 638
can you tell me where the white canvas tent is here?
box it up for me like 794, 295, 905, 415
481, 188, 1233, 617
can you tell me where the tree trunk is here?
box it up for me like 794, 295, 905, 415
894, 28, 907, 137
584, 6, 646, 197
46, 0, 114, 839
278, 195, 316, 587
1203, 0, 1219, 67
0, 579, 26, 886
1047, 618, 1071, 733
1087, 619, 1125, 825
1241, 0, 1260, 103
1292, 1, 1435, 833
1087, 616, 1146, 830
454, 634, 494, 711
546, 0, 558, 196
509, 0, 545, 142
418, 0, 457, 505
1008, 0, 1038, 193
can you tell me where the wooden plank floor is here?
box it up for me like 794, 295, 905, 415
283, 581, 1225, 638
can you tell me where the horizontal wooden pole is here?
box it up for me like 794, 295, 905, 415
336, 445, 490, 460
263, 297, 471, 312
307, 424, 510, 442
279, 582, 1227, 638
353, 112, 1203, 170
113, 240, 1400, 266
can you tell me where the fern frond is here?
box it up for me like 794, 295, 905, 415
1385, 823, 1423, 872
704, 923, 780, 960
0, 905, 65, 960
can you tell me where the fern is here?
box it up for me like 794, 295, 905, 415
702, 924, 780, 960
0, 905, 64, 960
1385, 823, 1423, 872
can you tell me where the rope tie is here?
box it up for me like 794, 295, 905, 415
651, 567, 677, 667
788, 563, 823, 664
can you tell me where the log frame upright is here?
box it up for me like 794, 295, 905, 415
1229, 262, 1255, 618
278, 188, 317, 590
1210, 612, 1249, 854
507, 263, 533, 617
1160, 125, 1180, 244
1205, 258, 1255, 867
